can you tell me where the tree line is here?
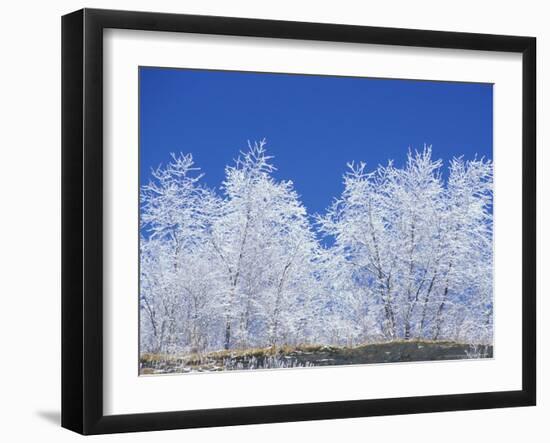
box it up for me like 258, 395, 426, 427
140, 140, 493, 355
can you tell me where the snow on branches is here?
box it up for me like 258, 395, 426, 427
140, 142, 493, 355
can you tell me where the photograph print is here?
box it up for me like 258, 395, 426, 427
139, 67, 494, 375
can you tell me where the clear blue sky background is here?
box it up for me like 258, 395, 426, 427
139, 67, 492, 218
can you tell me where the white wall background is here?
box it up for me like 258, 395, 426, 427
0, 0, 545, 441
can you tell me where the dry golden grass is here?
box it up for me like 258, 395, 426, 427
140, 352, 180, 363
139, 339, 486, 365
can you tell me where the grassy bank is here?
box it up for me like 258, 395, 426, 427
140, 340, 493, 375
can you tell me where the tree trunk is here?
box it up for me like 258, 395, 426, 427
420, 273, 437, 336
224, 320, 231, 350
433, 285, 449, 340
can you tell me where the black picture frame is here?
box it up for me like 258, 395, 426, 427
61, 8, 536, 435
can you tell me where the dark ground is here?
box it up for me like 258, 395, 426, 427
140, 341, 493, 375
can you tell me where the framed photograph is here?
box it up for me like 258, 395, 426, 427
61, 8, 536, 435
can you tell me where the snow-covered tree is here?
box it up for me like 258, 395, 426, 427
139, 142, 493, 358
209, 140, 323, 349
139, 153, 224, 353
318, 147, 493, 343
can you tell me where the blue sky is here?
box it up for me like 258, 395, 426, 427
139, 67, 492, 217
